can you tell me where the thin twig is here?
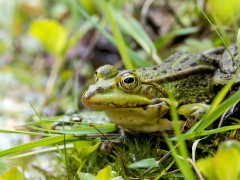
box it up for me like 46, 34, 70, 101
162, 168, 180, 176
188, 158, 204, 180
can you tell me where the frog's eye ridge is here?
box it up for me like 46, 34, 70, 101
94, 64, 119, 82
118, 72, 140, 92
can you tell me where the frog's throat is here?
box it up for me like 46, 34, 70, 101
103, 108, 183, 132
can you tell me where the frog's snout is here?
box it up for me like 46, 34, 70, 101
81, 84, 104, 108
81, 91, 88, 106
83, 85, 103, 99
82, 90, 94, 108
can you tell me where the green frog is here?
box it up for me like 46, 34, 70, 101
82, 45, 240, 133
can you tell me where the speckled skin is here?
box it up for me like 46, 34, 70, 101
82, 45, 239, 133
213, 44, 240, 92
134, 52, 219, 104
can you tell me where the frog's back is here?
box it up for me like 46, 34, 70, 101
126, 52, 219, 105
213, 44, 240, 92
136, 52, 219, 82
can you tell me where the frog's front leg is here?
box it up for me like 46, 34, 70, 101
177, 103, 210, 130
147, 98, 186, 132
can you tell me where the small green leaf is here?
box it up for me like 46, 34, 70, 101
128, 158, 158, 168
96, 165, 112, 180
207, 0, 240, 25
218, 140, 240, 152
0, 167, 25, 180
197, 157, 218, 179
29, 19, 69, 56
73, 138, 101, 159
78, 0, 98, 15
197, 140, 240, 180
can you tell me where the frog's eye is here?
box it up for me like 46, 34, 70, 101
118, 72, 140, 92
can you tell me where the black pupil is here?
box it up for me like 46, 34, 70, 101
124, 77, 134, 84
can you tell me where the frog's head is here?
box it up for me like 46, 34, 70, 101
82, 65, 173, 132
82, 64, 165, 109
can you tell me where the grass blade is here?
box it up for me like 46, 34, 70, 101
113, 10, 161, 64
0, 129, 54, 137
53, 123, 117, 135
0, 135, 78, 157
103, 1, 134, 69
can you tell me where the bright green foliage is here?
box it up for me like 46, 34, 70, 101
197, 140, 240, 180
29, 19, 69, 56
207, 0, 240, 24
73, 138, 101, 159
79, 0, 97, 14
0, 167, 25, 180
78, 0, 102, 15
78, 165, 112, 180
218, 140, 240, 152
95, 165, 112, 180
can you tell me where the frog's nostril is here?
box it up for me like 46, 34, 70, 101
96, 86, 103, 92
83, 88, 101, 101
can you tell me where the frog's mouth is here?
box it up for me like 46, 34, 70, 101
82, 91, 153, 110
